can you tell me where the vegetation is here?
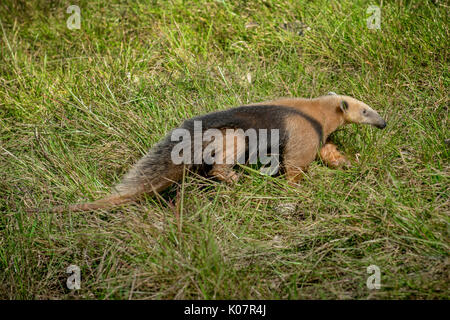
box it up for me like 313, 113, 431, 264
0, 0, 448, 299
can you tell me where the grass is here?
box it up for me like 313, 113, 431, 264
0, 0, 448, 299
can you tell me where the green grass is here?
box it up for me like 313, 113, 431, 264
0, 0, 448, 299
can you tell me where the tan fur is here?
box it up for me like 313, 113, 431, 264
319, 143, 351, 168
283, 113, 319, 183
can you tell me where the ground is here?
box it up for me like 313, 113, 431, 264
0, 0, 448, 299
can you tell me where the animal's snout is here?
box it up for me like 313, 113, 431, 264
376, 119, 387, 129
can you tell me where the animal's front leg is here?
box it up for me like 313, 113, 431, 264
319, 143, 351, 168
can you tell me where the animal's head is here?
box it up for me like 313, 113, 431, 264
329, 93, 386, 129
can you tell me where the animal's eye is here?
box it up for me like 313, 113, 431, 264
363, 110, 367, 115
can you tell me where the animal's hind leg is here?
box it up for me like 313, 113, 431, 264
207, 129, 245, 184
209, 164, 239, 184
319, 143, 351, 168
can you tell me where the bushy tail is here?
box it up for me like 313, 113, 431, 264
28, 135, 186, 213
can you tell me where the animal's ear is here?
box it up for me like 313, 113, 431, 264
339, 100, 349, 113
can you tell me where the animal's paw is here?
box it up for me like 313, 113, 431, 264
225, 171, 240, 184
210, 168, 240, 185
320, 143, 352, 169
327, 156, 351, 169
